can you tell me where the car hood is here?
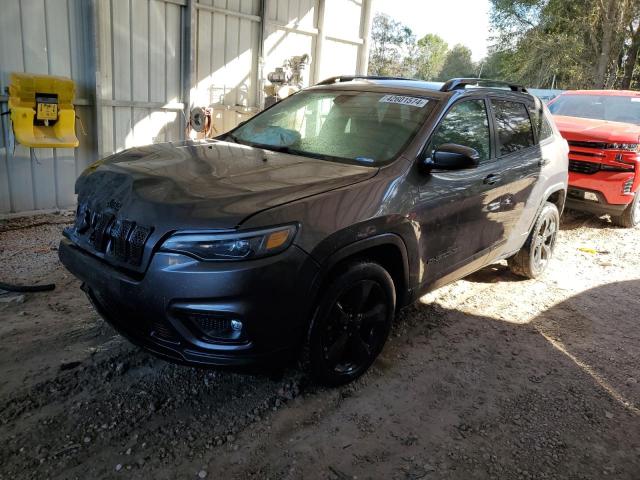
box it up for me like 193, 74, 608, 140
69, 140, 377, 272
553, 115, 640, 144
76, 140, 378, 229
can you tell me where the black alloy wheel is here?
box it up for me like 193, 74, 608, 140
308, 262, 395, 386
508, 201, 560, 279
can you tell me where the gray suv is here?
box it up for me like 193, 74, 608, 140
59, 77, 568, 385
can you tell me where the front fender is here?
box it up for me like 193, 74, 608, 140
305, 219, 419, 309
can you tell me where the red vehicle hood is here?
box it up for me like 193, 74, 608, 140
553, 115, 640, 144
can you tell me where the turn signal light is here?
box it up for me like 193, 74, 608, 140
265, 230, 291, 250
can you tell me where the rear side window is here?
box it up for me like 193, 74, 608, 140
491, 100, 535, 155
429, 99, 491, 161
529, 101, 554, 141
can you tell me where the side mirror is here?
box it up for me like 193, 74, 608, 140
422, 143, 480, 172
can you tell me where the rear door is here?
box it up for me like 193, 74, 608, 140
507, 99, 562, 248
486, 97, 541, 254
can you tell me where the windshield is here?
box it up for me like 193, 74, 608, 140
548, 94, 640, 125
229, 90, 435, 165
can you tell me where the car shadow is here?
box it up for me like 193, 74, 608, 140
560, 208, 616, 231
371, 278, 640, 478
463, 262, 527, 283
201, 279, 640, 479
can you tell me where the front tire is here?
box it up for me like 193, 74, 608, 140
508, 202, 560, 279
612, 193, 640, 228
307, 261, 396, 386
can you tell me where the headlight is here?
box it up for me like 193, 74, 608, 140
160, 225, 297, 261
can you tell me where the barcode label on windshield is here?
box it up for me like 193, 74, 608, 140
379, 95, 429, 108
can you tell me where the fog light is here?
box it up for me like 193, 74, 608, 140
230, 319, 243, 331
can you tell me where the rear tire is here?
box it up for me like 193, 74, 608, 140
508, 202, 560, 279
611, 193, 640, 228
307, 261, 395, 386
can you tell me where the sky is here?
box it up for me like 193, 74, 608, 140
373, 0, 492, 61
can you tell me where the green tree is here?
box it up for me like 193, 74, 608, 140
414, 34, 449, 81
478, 49, 511, 81
438, 44, 476, 80
489, 0, 640, 89
368, 13, 416, 76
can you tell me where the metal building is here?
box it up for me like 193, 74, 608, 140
0, 0, 374, 215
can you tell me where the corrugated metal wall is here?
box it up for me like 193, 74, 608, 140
0, 0, 373, 215
95, 0, 185, 157
193, 0, 262, 134
0, 0, 96, 214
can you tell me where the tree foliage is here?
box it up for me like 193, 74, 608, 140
439, 45, 477, 80
368, 13, 416, 76
368, 14, 476, 81
369, 4, 640, 90
414, 34, 449, 81
487, 0, 640, 89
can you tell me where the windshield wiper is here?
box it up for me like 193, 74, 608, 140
262, 145, 292, 154
241, 141, 292, 154
225, 133, 240, 143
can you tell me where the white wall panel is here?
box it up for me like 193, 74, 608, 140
193, 0, 260, 108
99, 0, 184, 154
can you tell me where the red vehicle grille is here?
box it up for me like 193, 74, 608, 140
568, 140, 609, 150
569, 160, 600, 174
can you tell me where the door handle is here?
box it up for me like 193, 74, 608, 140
538, 158, 550, 167
483, 174, 501, 185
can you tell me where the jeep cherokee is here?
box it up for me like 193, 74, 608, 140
59, 77, 568, 385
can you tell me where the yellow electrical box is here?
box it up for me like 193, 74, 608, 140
8, 73, 79, 148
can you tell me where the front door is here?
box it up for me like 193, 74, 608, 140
415, 97, 506, 288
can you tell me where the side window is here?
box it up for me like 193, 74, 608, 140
529, 101, 554, 142
430, 99, 491, 161
540, 117, 554, 140
491, 100, 535, 155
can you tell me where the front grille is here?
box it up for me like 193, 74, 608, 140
110, 219, 134, 260
72, 203, 153, 266
569, 160, 600, 174
623, 178, 634, 194
152, 320, 180, 343
129, 225, 152, 265
89, 212, 114, 251
191, 314, 232, 336
185, 312, 232, 337
569, 149, 604, 158
568, 140, 609, 150
177, 311, 243, 341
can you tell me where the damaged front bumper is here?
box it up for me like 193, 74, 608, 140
58, 238, 317, 367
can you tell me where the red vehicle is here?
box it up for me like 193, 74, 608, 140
548, 90, 640, 227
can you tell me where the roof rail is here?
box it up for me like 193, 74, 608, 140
441, 78, 528, 93
316, 75, 420, 85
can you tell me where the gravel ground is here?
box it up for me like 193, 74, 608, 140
0, 209, 639, 479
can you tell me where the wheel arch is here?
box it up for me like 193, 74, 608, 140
310, 233, 411, 312
527, 183, 566, 236
546, 187, 567, 215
